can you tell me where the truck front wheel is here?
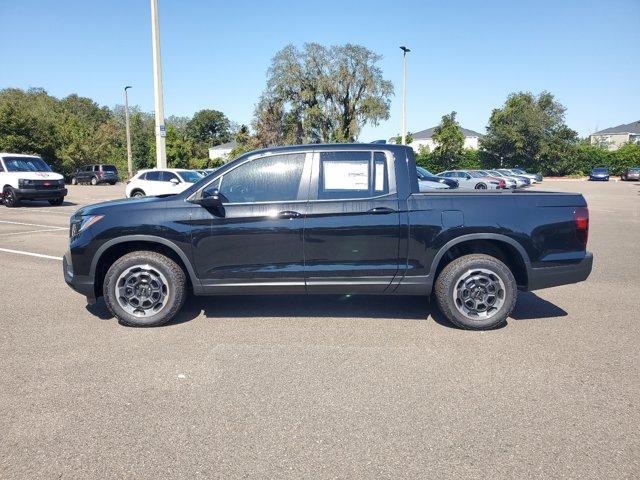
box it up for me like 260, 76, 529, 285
103, 251, 187, 327
434, 254, 517, 330
2, 187, 19, 207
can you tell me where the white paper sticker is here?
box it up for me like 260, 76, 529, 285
323, 161, 369, 190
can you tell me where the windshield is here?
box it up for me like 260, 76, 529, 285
488, 171, 504, 177
416, 166, 434, 177
178, 171, 203, 183
593, 168, 608, 173
3, 156, 52, 172
629, 168, 640, 173
511, 168, 526, 174
467, 171, 482, 178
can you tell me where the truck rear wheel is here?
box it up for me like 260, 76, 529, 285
103, 251, 187, 327
434, 254, 517, 330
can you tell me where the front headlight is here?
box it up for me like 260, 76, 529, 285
70, 215, 103, 237
18, 179, 35, 188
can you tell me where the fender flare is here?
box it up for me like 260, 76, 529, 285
90, 235, 201, 290
428, 233, 532, 281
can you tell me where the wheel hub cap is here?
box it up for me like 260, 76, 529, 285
115, 265, 169, 317
453, 268, 506, 319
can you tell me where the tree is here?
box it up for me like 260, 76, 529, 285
481, 91, 578, 173
186, 109, 232, 148
390, 132, 413, 144
431, 112, 465, 171
253, 43, 393, 146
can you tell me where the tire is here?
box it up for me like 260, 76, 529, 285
90, 177, 98, 186
48, 197, 64, 206
475, 183, 487, 190
2, 187, 19, 208
434, 254, 517, 330
103, 251, 187, 327
70, 177, 78, 185
131, 189, 145, 198
109, 181, 116, 186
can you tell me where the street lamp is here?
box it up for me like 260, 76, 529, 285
400, 46, 411, 145
124, 86, 133, 178
150, 0, 167, 168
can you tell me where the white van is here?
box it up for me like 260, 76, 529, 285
0, 153, 67, 207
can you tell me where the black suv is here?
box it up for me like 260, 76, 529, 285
70, 164, 119, 185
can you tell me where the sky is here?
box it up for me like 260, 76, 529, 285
1, 0, 639, 141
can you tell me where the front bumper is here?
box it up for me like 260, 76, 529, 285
589, 176, 609, 181
63, 252, 96, 303
528, 252, 593, 291
15, 187, 67, 199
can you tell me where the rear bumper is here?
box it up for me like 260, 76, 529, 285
15, 187, 67, 199
528, 252, 593, 291
63, 252, 96, 303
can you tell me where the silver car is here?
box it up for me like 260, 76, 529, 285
438, 170, 501, 190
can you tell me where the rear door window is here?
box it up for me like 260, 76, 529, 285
145, 171, 162, 181
317, 151, 390, 200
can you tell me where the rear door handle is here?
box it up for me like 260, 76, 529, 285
278, 210, 302, 219
367, 207, 396, 214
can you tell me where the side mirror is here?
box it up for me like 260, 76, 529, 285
170, 178, 180, 185
193, 188, 223, 209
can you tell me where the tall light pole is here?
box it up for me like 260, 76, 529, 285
400, 46, 410, 145
150, 0, 167, 168
124, 86, 133, 178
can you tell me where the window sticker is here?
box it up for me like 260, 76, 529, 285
323, 161, 369, 190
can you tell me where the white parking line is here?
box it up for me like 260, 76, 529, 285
0, 247, 62, 261
0, 220, 67, 229
0, 227, 67, 237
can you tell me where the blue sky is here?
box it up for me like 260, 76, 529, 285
1, 0, 638, 140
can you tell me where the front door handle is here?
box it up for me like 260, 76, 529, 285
278, 210, 302, 219
367, 207, 396, 214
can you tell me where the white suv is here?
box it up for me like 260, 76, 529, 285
1, 153, 67, 207
125, 169, 203, 198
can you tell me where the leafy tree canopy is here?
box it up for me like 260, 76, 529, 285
480, 91, 578, 172
253, 43, 393, 146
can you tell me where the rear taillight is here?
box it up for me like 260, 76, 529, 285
574, 207, 589, 248
499, 179, 506, 188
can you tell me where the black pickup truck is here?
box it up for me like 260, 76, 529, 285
64, 144, 592, 329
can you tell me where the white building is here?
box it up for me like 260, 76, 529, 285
208, 141, 237, 161
406, 126, 483, 152
590, 121, 640, 151
389, 127, 482, 152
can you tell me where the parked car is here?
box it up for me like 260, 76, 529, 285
487, 170, 530, 188
125, 169, 204, 198
416, 166, 458, 189
437, 170, 501, 189
589, 167, 609, 181
64, 144, 593, 330
497, 169, 537, 184
70, 164, 119, 185
475, 170, 517, 189
1, 153, 67, 207
620, 168, 639, 181
505, 168, 542, 183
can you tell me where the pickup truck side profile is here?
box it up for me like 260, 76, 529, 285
64, 144, 593, 330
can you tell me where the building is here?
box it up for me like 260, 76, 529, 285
208, 141, 237, 161
590, 121, 640, 150
392, 126, 483, 152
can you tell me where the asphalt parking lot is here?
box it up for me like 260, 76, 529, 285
1, 181, 638, 479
